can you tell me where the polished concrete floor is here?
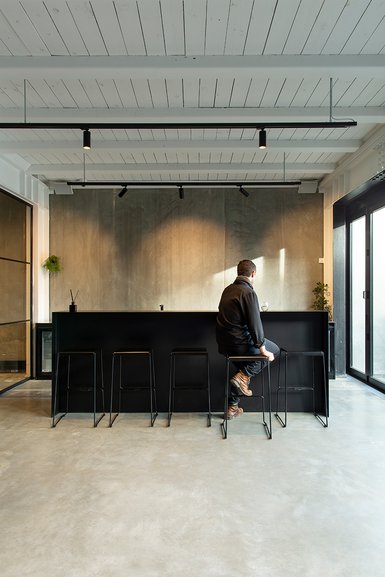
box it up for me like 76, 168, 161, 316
1, 376, 385, 577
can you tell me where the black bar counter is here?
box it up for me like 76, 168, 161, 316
52, 311, 329, 415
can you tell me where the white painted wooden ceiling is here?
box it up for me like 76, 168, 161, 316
0, 0, 385, 188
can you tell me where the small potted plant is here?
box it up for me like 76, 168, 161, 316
311, 281, 332, 319
42, 255, 61, 274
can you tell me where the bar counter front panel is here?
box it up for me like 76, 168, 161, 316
52, 311, 329, 415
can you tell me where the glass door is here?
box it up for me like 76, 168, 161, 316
347, 190, 385, 392
372, 206, 385, 385
350, 216, 367, 376
0, 190, 32, 392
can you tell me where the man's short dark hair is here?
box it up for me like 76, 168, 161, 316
237, 259, 256, 277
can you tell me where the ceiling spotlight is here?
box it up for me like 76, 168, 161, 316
239, 185, 249, 197
259, 128, 267, 149
179, 185, 184, 199
118, 185, 128, 198
83, 129, 91, 150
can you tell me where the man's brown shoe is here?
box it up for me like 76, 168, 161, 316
230, 371, 252, 396
227, 405, 244, 419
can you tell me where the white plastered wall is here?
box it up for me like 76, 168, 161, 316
0, 157, 50, 323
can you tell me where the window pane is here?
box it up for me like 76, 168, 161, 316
0, 193, 30, 262
0, 321, 30, 392
372, 207, 385, 383
0, 260, 30, 324
350, 216, 366, 372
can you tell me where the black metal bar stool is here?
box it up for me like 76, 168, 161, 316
109, 349, 158, 427
168, 348, 211, 427
275, 349, 328, 428
52, 350, 105, 427
222, 355, 272, 439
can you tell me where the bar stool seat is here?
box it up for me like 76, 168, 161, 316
222, 355, 272, 439
275, 349, 328, 428
168, 348, 211, 427
52, 349, 105, 427
109, 349, 158, 427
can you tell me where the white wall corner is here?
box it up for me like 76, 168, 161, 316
0, 157, 51, 323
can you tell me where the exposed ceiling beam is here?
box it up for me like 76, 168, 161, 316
0, 107, 379, 124
27, 162, 335, 175
0, 139, 360, 153
0, 55, 384, 80
66, 180, 302, 190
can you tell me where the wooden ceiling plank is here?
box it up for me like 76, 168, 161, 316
67, 0, 108, 55
0, 7, 31, 55
263, 0, 302, 54
114, 79, 139, 108
274, 78, 303, 107
165, 78, 184, 108
114, 0, 146, 55
97, 79, 124, 108
43, 1, 87, 56
137, 0, 166, 55
224, 0, 254, 55
205, 0, 230, 55
160, 0, 185, 55
283, 0, 324, 55
322, 0, 373, 54
20, 1, 68, 55
26, 79, 63, 108
182, 79, 199, 107
183, 0, 206, 55
1, 1, 49, 55
131, 79, 153, 108
214, 78, 233, 107
62, 79, 92, 108
360, 15, 385, 54
243, 0, 277, 55
198, 78, 217, 107
229, 78, 252, 107
79, 79, 108, 108
89, 0, 127, 55
148, 79, 169, 108
341, 0, 385, 54
302, 0, 349, 54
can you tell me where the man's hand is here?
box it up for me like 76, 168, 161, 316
259, 345, 274, 362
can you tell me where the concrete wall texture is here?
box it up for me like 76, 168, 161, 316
49, 187, 323, 314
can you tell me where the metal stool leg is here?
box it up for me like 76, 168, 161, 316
52, 351, 104, 428
168, 349, 211, 427
222, 355, 272, 440
314, 352, 328, 428
260, 361, 272, 439
206, 353, 212, 427
168, 352, 174, 426
274, 350, 328, 428
275, 351, 288, 427
52, 352, 67, 427
109, 350, 158, 427
149, 352, 158, 426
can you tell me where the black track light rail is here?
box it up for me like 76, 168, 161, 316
0, 121, 356, 130
67, 180, 302, 188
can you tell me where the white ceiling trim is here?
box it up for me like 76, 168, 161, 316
0, 55, 384, 80
0, 139, 360, 154
0, 108, 380, 124
27, 162, 335, 176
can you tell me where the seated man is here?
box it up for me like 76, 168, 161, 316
216, 259, 280, 419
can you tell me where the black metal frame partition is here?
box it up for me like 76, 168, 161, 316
338, 177, 385, 393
